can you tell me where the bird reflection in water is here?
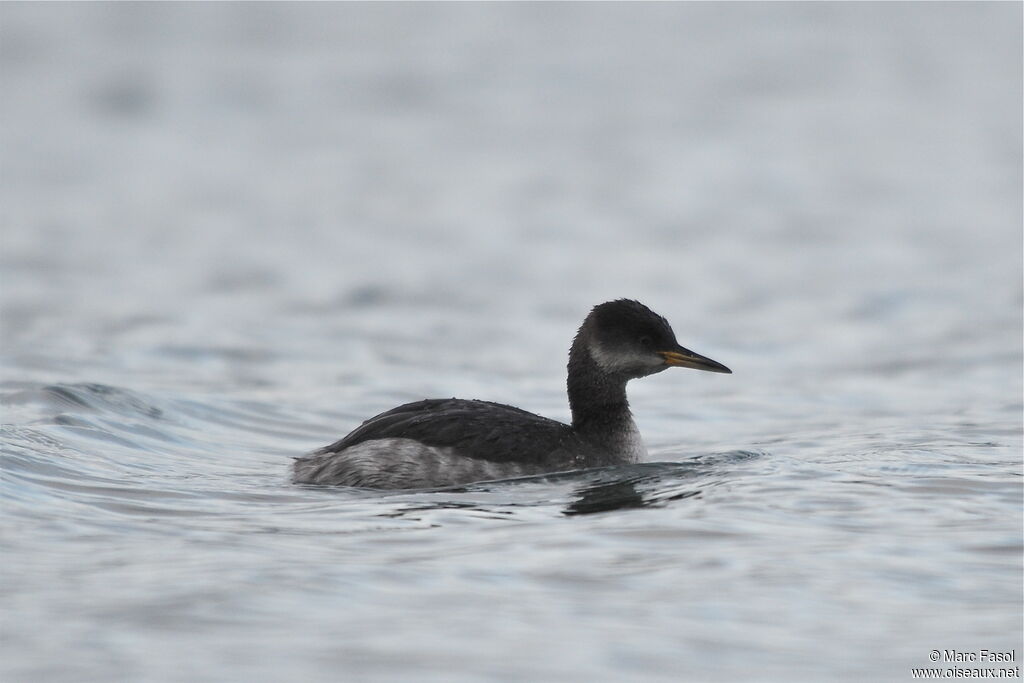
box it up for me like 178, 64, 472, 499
563, 478, 701, 516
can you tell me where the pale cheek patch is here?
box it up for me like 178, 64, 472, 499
588, 340, 657, 375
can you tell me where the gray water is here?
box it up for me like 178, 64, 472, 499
2, 4, 1021, 682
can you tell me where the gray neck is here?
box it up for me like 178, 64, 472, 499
566, 336, 636, 441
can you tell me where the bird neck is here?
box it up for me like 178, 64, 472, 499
566, 337, 634, 435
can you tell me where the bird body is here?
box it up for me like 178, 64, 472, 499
293, 299, 730, 489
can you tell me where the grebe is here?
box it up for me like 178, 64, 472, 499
293, 299, 730, 489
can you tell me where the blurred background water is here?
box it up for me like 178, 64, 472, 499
1, 3, 1021, 682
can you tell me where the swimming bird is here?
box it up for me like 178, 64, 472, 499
293, 299, 730, 489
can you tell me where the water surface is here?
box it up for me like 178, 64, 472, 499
2, 4, 1021, 682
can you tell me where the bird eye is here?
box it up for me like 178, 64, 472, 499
639, 335, 653, 347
